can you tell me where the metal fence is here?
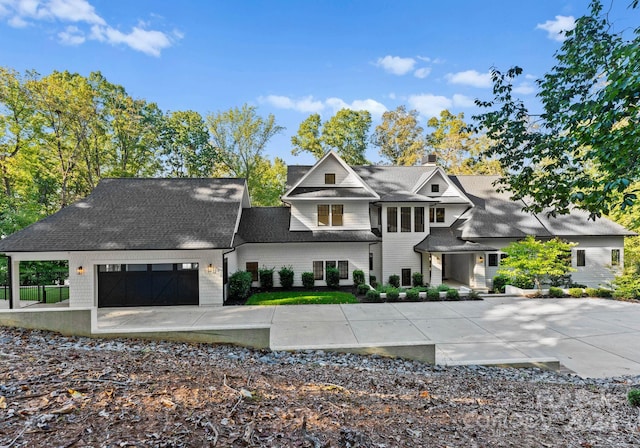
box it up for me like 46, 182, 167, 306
0, 261, 70, 304
0, 284, 69, 303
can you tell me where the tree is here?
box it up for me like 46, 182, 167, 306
207, 104, 283, 198
498, 236, 576, 291
474, 0, 640, 219
160, 110, 214, 177
249, 156, 287, 206
372, 106, 425, 166
291, 108, 371, 165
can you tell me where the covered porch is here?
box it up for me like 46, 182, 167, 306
415, 228, 497, 290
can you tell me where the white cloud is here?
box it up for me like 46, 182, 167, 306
260, 95, 325, 113
58, 24, 84, 44
513, 82, 536, 95
261, 95, 387, 119
413, 67, 431, 79
408, 94, 452, 119
452, 94, 474, 108
375, 55, 416, 75
536, 15, 575, 42
446, 70, 492, 88
0, 0, 179, 56
91, 24, 173, 57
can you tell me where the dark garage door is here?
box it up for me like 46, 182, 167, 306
98, 263, 199, 307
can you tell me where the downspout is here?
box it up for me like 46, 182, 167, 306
7, 255, 12, 310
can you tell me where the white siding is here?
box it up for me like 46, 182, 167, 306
289, 200, 371, 231
476, 236, 626, 288
236, 242, 370, 287
7, 249, 226, 308
369, 242, 382, 286
381, 204, 428, 285
297, 155, 364, 188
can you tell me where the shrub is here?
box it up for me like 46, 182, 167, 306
301, 272, 315, 289
628, 389, 640, 407
412, 272, 423, 287
278, 266, 294, 290
259, 267, 274, 290
597, 288, 613, 298
405, 288, 420, 302
365, 289, 382, 302
353, 270, 365, 287
613, 272, 640, 299
357, 283, 370, 295
386, 288, 400, 302
437, 284, 450, 292
369, 275, 377, 288
568, 287, 584, 298
388, 274, 400, 288
326, 267, 340, 289
229, 271, 252, 301
512, 275, 535, 289
446, 289, 460, 301
467, 290, 482, 300
426, 288, 440, 301
492, 274, 511, 293
548, 286, 564, 298
585, 287, 599, 297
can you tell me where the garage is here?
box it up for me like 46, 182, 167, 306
98, 263, 199, 307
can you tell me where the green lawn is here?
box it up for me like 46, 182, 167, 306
245, 290, 359, 306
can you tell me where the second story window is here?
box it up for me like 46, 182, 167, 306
429, 207, 445, 223
318, 204, 343, 226
325, 173, 336, 184
414, 207, 424, 232
401, 207, 411, 232
387, 207, 397, 232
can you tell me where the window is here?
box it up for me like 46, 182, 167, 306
414, 207, 424, 232
152, 264, 174, 271
325, 173, 336, 184
612, 249, 621, 266
338, 261, 349, 279
179, 263, 199, 270
99, 264, 122, 272
331, 204, 343, 226
246, 262, 259, 281
576, 250, 586, 267
126, 264, 147, 272
313, 261, 324, 280
429, 207, 445, 223
369, 252, 373, 271
326, 260, 337, 270
318, 204, 343, 226
401, 269, 411, 286
488, 254, 499, 267
401, 207, 411, 232
318, 205, 330, 226
431, 184, 440, 193
387, 207, 397, 232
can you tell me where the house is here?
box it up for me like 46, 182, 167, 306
0, 151, 633, 309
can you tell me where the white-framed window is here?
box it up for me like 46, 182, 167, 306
576, 250, 586, 267
611, 249, 621, 266
325, 173, 336, 184
317, 204, 344, 226
313, 261, 324, 280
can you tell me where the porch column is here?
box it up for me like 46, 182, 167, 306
10, 257, 20, 309
430, 253, 443, 286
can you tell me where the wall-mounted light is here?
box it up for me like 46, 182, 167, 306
478, 256, 484, 264
207, 264, 215, 273
76, 266, 84, 275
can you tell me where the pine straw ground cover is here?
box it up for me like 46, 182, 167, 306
1, 327, 639, 447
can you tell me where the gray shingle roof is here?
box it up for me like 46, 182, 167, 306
450, 176, 634, 238
287, 187, 377, 199
234, 207, 380, 245
415, 227, 497, 252
0, 178, 246, 252
286, 165, 438, 197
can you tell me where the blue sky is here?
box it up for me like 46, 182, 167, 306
1, 0, 637, 165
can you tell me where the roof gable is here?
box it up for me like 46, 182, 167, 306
413, 168, 473, 205
283, 151, 379, 200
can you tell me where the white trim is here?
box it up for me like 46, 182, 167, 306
412, 167, 474, 207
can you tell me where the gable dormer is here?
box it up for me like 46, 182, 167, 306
282, 151, 379, 201
413, 167, 472, 204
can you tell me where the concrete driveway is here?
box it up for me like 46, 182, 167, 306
97, 296, 640, 378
